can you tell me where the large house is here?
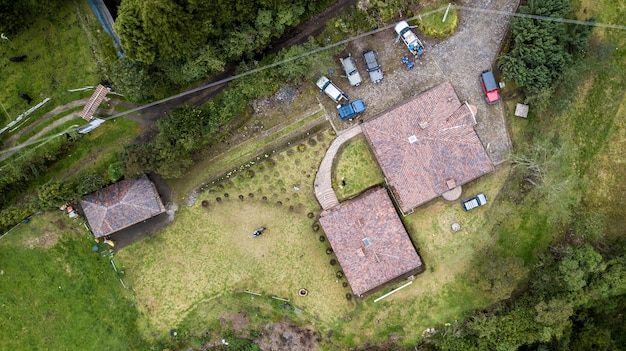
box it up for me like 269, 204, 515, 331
319, 187, 423, 297
362, 82, 493, 215
80, 175, 166, 238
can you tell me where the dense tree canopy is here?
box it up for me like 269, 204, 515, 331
114, 0, 326, 94
499, 0, 593, 95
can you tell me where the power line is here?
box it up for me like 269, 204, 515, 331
2, 5, 624, 156
455, 5, 626, 30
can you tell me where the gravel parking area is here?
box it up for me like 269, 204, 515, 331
322, 0, 518, 165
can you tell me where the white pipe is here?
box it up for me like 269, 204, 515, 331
374, 281, 413, 302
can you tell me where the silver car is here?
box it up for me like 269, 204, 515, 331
340, 55, 362, 87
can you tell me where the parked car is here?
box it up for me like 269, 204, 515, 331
480, 70, 500, 105
337, 99, 366, 120
394, 20, 424, 56
316, 76, 348, 102
340, 55, 362, 87
363, 50, 383, 83
461, 193, 488, 211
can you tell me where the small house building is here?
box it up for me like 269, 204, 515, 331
80, 175, 166, 238
362, 82, 493, 215
319, 187, 423, 297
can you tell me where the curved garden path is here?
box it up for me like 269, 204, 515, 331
314, 124, 363, 211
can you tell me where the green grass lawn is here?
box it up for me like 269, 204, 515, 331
417, 2, 458, 39
0, 0, 114, 133
0, 212, 145, 350
333, 135, 384, 201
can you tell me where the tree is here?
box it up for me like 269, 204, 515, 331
0, 0, 28, 34
37, 181, 74, 210
499, 0, 591, 95
558, 245, 604, 292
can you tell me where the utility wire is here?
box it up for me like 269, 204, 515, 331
2, 5, 624, 156
456, 5, 626, 30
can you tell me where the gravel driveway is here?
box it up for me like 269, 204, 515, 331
430, 0, 518, 164
324, 0, 518, 165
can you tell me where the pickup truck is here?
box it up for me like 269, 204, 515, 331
316, 76, 348, 103
337, 99, 366, 120
363, 50, 383, 83
461, 193, 488, 211
340, 55, 362, 87
394, 21, 424, 56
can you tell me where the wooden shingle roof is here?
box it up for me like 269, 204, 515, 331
80, 175, 166, 238
319, 187, 423, 296
362, 82, 493, 214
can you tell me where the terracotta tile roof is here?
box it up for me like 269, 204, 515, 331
80, 175, 166, 238
319, 187, 423, 296
362, 82, 493, 214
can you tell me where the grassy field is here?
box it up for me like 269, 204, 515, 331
0, 0, 114, 135
418, 3, 458, 39
333, 135, 384, 201
0, 212, 145, 350
118, 129, 349, 339
117, 123, 511, 346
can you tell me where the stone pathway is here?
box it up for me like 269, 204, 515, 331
314, 125, 363, 210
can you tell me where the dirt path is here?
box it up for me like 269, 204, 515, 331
0, 97, 139, 162
2, 98, 91, 149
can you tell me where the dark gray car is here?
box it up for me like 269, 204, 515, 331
363, 50, 383, 83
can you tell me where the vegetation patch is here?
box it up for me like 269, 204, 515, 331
0, 1, 113, 128
418, 4, 458, 39
333, 135, 384, 201
0, 212, 143, 350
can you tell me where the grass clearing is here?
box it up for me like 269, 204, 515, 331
0, 1, 114, 135
417, 3, 458, 39
168, 107, 326, 201
333, 135, 384, 201
0, 212, 145, 350
37, 118, 139, 186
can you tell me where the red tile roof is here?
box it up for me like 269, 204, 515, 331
319, 187, 423, 296
80, 175, 166, 238
362, 82, 493, 214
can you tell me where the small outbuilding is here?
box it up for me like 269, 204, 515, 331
515, 103, 529, 118
80, 175, 166, 238
319, 187, 423, 297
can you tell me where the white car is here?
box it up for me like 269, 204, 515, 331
316, 76, 348, 102
462, 193, 488, 211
